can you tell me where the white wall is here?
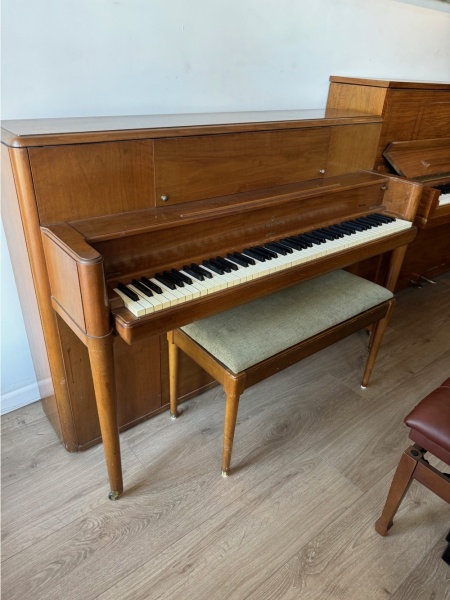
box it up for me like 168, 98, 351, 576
2, 0, 450, 412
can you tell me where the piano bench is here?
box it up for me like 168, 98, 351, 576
375, 378, 450, 537
167, 269, 395, 477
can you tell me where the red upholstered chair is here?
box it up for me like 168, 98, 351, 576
375, 378, 450, 536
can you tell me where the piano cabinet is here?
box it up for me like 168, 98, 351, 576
1, 109, 417, 461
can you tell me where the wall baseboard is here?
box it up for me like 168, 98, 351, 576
1, 378, 52, 415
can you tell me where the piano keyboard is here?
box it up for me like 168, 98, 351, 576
436, 183, 450, 207
114, 214, 412, 317
438, 193, 450, 207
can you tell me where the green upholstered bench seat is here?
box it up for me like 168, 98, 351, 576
181, 269, 393, 374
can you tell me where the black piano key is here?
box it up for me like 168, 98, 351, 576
183, 265, 204, 281
316, 229, 337, 240
435, 183, 450, 194
141, 277, 163, 294
163, 270, 184, 287
279, 238, 303, 251
227, 253, 250, 267
299, 233, 323, 245
291, 235, 312, 247
155, 273, 177, 290
358, 216, 381, 227
203, 260, 224, 275
212, 257, 231, 273
342, 220, 366, 232
117, 283, 140, 302
131, 279, 153, 297
265, 242, 288, 256
251, 246, 274, 260
216, 256, 238, 271
233, 251, 255, 265
191, 264, 213, 279
308, 231, 329, 242
255, 245, 278, 258
210, 258, 229, 273
171, 269, 192, 285
337, 223, 357, 234
327, 225, 347, 237
287, 236, 309, 249
372, 213, 395, 223
353, 219, 371, 230
243, 249, 266, 262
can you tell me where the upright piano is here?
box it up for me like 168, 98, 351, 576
327, 76, 450, 288
1, 109, 422, 496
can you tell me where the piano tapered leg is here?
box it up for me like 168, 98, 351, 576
384, 244, 408, 292
87, 334, 123, 499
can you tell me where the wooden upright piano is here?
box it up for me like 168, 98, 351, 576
1, 109, 422, 497
327, 76, 450, 288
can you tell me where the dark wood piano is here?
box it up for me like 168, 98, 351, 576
1, 109, 422, 497
327, 76, 450, 288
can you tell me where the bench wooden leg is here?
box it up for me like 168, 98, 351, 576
375, 446, 420, 535
221, 378, 245, 477
167, 331, 179, 419
361, 300, 395, 388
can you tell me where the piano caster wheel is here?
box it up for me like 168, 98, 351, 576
221, 470, 229, 478
108, 490, 121, 501
170, 411, 178, 420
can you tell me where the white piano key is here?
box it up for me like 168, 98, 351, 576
438, 192, 450, 206
127, 284, 155, 313
114, 288, 147, 317
150, 278, 186, 306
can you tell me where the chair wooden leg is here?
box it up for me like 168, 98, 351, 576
221, 378, 244, 477
167, 332, 179, 419
375, 447, 420, 535
361, 301, 395, 388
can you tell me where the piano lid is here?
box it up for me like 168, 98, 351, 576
1, 108, 381, 148
383, 138, 450, 180
329, 76, 450, 90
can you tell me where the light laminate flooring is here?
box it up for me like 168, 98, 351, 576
2, 273, 450, 600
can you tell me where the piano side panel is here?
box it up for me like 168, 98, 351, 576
29, 140, 155, 224
1, 145, 53, 400
326, 82, 387, 116
42, 232, 87, 334
153, 128, 330, 206
4, 147, 80, 449
325, 123, 381, 176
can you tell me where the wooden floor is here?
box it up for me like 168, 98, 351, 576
2, 273, 450, 600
